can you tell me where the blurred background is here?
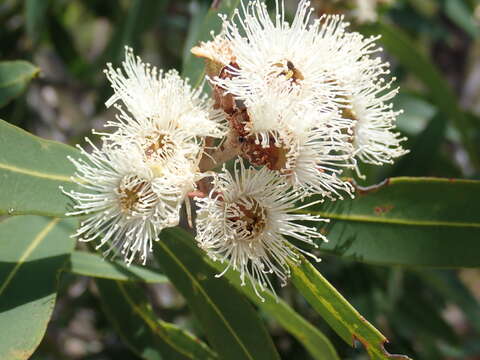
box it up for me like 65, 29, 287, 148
1, 0, 480, 359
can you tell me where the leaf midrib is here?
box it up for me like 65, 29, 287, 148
296, 210, 480, 228
0, 162, 76, 183
158, 241, 255, 360
115, 281, 204, 360
0, 218, 60, 297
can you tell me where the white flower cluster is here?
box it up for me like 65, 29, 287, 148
64, 0, 406, 298
63, 48, 225, 265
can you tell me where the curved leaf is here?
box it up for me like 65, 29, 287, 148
0, 215, 75, 360
71, 244, 338, 360
0, 119, 80, 217
155, 228, 280, 360
289, 255, 411, 360
68, 251, 169, 284
207, 260, 340, 360
0, 61, 39, 107
303, 177, 480, 267
96, 279, 218, 360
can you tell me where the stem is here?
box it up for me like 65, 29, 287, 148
198, 130, 242, 172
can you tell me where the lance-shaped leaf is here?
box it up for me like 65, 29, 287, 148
289, 255, 411, 360
0, 216, 75, 360
207, 260, 340, 360
155, 228, 280, 360
165, 227, 339, 360
0, 119, 80, 217
70, 245, 338, 360
0, 61, 39, 107
302, 177, 480, 267
68, 251, 169, 284
96, 279, 218, 360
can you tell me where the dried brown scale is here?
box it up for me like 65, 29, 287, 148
241, 137, 291, 172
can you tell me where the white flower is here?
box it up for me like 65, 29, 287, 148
241, 93, 355, 199
62, 140, 196, 265
100, 106, 203, 178
207, 0, 406, 177
195, 160, 328, 299
104, 47, 226, 139
211, 1, 346, 118
348, 74, 408, 169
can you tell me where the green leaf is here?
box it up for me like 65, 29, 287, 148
71, 243, 338, 360
68, 251, 169, 284
289, 255, 411, 360
390, 112, 447, 176
304, 177, 480, 267
0, 61, 39, 107
207, 260, 340, 360
0, 119, 80, 217
0, 216, 75, 360
25, 0, 50, 45
155, 228, 280, 360
361, 22, 480, 168
182, 0, 241, 88
96, 279, 218, 360
167, 228, 338, 360
443, 0, 479, 38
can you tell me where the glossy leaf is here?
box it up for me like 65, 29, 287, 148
304, 177, 480, 267
0, 119, 80, 217
68, 251, 169, 284
0, 61, 39, 107
289, 255, 411, 360
207, 260, 340, 360
96, 279, 218, 360
182, 0, 241, 88
155, 228, 280, 360
0, 216, 75, 360
361, 22, 480, 168
166, 228, 339, 360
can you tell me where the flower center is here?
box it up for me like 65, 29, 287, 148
241, 132, 295, 173
272, 59, 304, 84
144, 133, 176, 161
228, 197, 267, 241
117, 175, 154, 214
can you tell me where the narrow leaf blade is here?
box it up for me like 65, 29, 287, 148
155, 228, 280, 360
0, 216, 75, 360
305, 177, 480, 267
96, 279, 218, 360
289, 255, 411, 360
0, 119, 80, 217
207, 260, 340, 360
68, 251, 169, 284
